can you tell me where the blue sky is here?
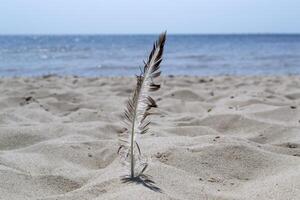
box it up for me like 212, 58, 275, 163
1, 0, 300, 34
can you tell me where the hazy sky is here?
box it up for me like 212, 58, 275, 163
1, 0, 300, 34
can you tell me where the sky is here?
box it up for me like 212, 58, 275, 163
1, 0, 300, 34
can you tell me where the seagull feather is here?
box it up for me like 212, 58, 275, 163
118, 32, 166, 178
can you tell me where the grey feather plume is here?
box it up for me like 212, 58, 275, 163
118, 32, 166, 178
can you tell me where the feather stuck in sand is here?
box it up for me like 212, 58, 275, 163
118, 32, 167, 178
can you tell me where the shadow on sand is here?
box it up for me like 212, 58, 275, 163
121, 174, 162, 193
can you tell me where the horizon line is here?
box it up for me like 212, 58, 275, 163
1, 32, 300, 36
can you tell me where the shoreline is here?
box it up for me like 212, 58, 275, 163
1, 73, 300, 79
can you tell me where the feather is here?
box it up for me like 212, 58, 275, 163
118, 32, 166, 178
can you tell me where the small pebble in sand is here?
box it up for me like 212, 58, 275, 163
287, 143, 297, 148
207, 177, 220, 183
155, 152, 162, 158
25, 96, 33, 101
198, 79, 207, 83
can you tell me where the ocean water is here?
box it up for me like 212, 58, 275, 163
0, 34, 300, 77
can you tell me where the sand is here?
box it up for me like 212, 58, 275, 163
0, 75, 299, 200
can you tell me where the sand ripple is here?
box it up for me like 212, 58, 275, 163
0, 76, 299, 200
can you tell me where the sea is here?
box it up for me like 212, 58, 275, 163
0, 34, 300, 77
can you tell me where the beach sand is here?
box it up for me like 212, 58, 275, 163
0, 75, 299, 200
